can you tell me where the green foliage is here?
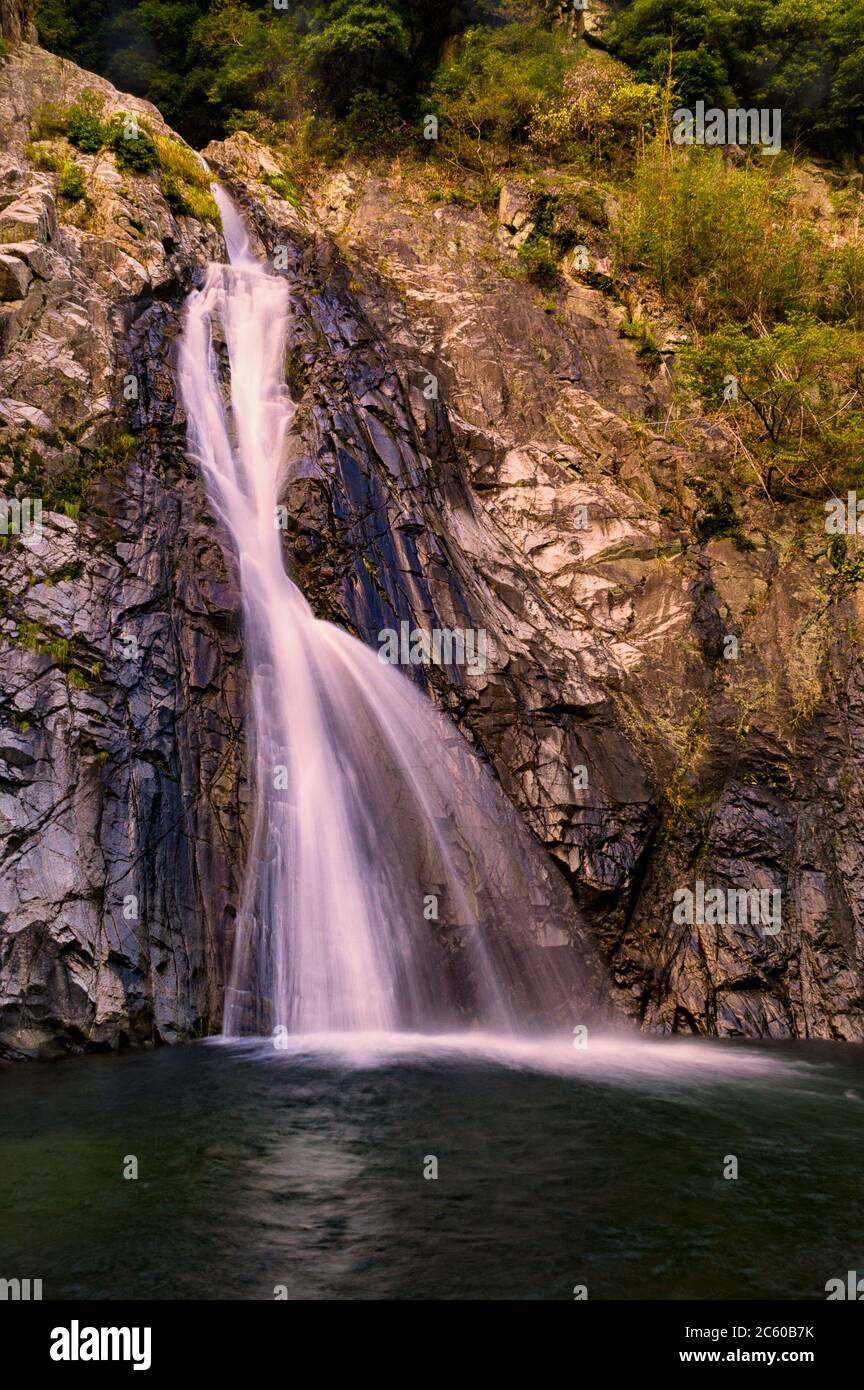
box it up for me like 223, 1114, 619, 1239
517, 235, 560, 286
261, 170, 303, 212
108, 119, 159, 172
304, 4, 409, 118
154, 134, 220, 219
25, 141, 66, 172
618, 316, 663, 370
59, 162, 87, 201
429, 22, 570, 170
30, 100, 72, 141
682, 316, 864, 497
529, 53, 664, 167
35, 1, 497, 145
13, 621, 71, 667
342, 90, 406, 153
31, 0, 864, 160
689, 479, 753, 548
606, 0, 864, 156
67, 106, 106, 153
615, 144, 835, 331
160, 176, 192, 216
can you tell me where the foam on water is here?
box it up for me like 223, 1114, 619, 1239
208, 1028, 803, 1087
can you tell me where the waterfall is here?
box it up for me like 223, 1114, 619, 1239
178, 186, 592, 1038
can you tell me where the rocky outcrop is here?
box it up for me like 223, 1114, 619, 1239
0, 45, 242, 1057
1, 39, 862, 1053
204, 136, 864, 1041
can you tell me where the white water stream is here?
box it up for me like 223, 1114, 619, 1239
179, 187, 588, 1037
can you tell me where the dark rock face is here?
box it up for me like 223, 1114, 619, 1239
0, 48, 245, 1057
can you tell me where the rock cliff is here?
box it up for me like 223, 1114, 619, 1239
1, 34, 862, 1055
205, 134, 864, 1043
0, 42, 242, 1057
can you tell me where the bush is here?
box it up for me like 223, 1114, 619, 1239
154, 134, 220, 220
67, 108, 106, 153
517, 236, 561, 287
30, 100, 72, 142
681, 315, 864, 496
161, 175, 191, 216
161, 175, 219, 221
342, 90, 406, 152
529, 54, 664, 167
429, 23, 570, 172
25, 141, 65, 172
108, 119, 159, 173
619, 316, 664, 369
261, 170, 303, 212
59, 162, 86, 201
614, 144, 831, 330
65, 90, 108, 152
690, 480, 753, 548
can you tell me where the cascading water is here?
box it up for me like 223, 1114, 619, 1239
179, 186, 593, 1038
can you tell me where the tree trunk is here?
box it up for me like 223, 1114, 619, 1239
0, 0, 37, 44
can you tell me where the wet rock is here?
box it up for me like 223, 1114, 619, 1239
207, 135, 864, 1041
0, 43, 239, 1058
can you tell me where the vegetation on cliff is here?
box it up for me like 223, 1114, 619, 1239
24, 1, 864, 504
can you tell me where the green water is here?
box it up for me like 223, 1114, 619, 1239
1, 1033, 862, 1300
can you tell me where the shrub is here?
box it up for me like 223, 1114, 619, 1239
529, 55, 665, 167
25, 141, 65, 172
108, 119, 159, 173
614, 144, 829, 330
681, 315, 864, 496
30, 101, 71, 141
67, 108, 106, 153
65, 90, 108, 152
152, 133, 207, 187
517, 236, 560, 287
429, 23, 570, 172
154, 135, 220, 221
690, 480, 753, 548
161, 176, 190, 216
823, 240, 864, 331
59, 162, 86, 201
261, 170, 303, 213
342, 90, 406, 153
619, 316, 664, 369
